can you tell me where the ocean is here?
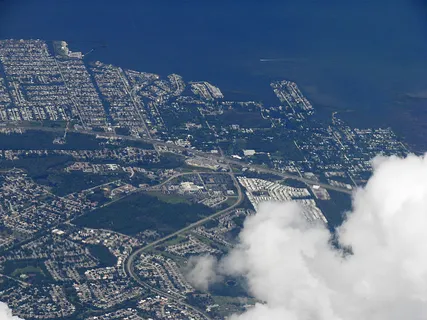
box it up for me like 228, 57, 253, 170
1, 0, 426, 149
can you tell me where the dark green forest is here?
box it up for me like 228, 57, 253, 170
74, 192, 214, 235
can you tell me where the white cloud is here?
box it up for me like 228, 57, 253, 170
0, 302, 23, 320
190, 154, 427, 320
185, 255, 221, 291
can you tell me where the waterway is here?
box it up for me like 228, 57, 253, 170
1, 0, 427, 149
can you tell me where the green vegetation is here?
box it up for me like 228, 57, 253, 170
158, 235, 186, 247
73, 192, 214, 236
144, 191, 190, 204
153, 249, 188, 267
115, 126, 131, 136
245, 134, 298, 155
218, 128, 304, 161
11, 266, 45, 277
160, 103, 204, 128
240, 171, 282, 181
211, 295, 254, 318
128, 172, 157, 187
86, 190, 111, 205
0, 131, 102, 150
232, 215, 246, 229
23, 120, 68, 128
224, 197, 238, 207
282, 178, 307, 188
143, 152, 185, 169
237, 192, 254, 211
121, 139, 154, 150
204, 219, 219, 229
208, 109, 271, 129
0, 155, 72, 179
38, 172, 125, 196
156, 153, 185, 168
0, 153, 125, 196
317, 190, 352, 229
4, 260, 50, 283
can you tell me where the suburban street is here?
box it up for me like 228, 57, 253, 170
2, 124, 353, 194
123, 172, 243, 319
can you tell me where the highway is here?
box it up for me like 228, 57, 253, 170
0, 124, 354, 315
1, 123, 354, 194
123, 172, 243, 320
125, 172, 242, 260
118, 69, 152, 140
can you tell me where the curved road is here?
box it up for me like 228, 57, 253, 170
3, 124, 353, 194
123, 173, 243, 319
1, 124, 355, 315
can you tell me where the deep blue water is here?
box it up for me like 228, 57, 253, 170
1, 0, 427, 147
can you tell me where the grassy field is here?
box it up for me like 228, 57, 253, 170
144, 191, 191, 204
73, 192, 214, 236
11, 266, 45, 277
211, 295, 255, 318
224, 196, 238, 207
